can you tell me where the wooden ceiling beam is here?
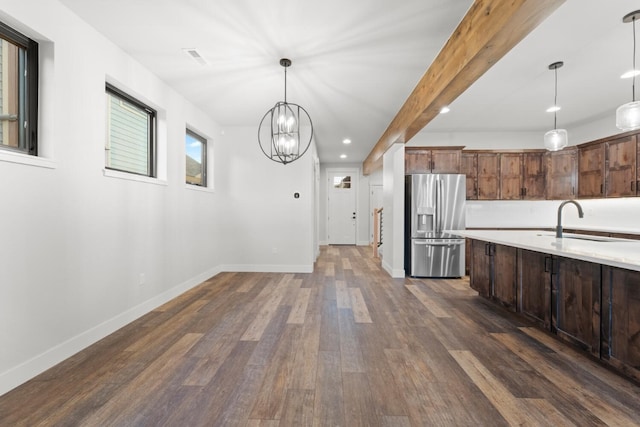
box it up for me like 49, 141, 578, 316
362, 0, 565, 175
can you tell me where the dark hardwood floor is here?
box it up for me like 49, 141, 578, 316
2, 245, 640, 426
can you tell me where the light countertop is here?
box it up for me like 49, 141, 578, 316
453, 229, 640, 272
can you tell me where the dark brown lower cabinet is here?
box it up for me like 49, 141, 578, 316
492, 245, 517, 311
468, 239, 640, 382
470, 240, 491, 298
601, 266, 640, 382
469, 240, 516, 311
518, 249, 551, 329
551, 256, 601, 357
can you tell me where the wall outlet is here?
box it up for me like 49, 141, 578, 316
139, 273, 145, 285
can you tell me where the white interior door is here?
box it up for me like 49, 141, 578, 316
328, 171, 356, 245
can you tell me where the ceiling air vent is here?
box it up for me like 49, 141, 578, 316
182, 48, 207, 66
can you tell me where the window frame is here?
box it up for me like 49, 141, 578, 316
0, 20, 38, 156
105, 83, 157, 177
185, 128, 207, 187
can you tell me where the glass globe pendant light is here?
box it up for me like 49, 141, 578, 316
544, 61, 568, 151
258, 58, 313, 165
616, 10, 640, 131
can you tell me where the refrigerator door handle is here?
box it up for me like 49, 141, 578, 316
438, 179, 444, 232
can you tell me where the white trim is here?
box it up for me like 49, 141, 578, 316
0, 150, 57, 169
185, 183, 215, 193
381, 258, 406, 278
0, 265, 223, 397
103, 168, 168, 186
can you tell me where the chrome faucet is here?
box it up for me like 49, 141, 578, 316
556, 200, 584, 238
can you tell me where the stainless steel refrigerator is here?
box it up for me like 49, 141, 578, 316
405, 174, 466, 277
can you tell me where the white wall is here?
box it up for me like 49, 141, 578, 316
409, 130, 541, 150
216, 126, 316, 272
381, 144, 405, 278
467, 198, 640, 234
0, 0, 315, 396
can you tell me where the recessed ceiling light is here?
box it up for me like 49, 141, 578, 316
621, 69, 640, 79
546, 105, 561, 113
340, 154, 347, 159
342, 138, 351, 144
439, 106, 450, 114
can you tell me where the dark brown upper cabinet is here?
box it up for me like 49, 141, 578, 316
404, 147, 463, 174
578, 133, 638, 198
461, 152, 478, 200
546, 147, 577, 200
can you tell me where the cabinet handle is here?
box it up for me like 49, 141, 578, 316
544, 256, 551, 273
484, 243, 489, 256
632, 181, 635, 192
601, 183, 603, 194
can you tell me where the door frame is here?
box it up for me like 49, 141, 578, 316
326, 167, 359, 245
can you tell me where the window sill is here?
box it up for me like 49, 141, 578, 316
103, 169, 168, 186
0, 150, 57, 169
185, 183, 215, 193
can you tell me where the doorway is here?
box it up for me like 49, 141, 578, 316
327, 169, 357, 245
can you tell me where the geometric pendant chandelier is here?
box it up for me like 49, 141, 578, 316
258, 58, 313, 165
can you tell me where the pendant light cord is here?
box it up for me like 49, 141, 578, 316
554, 66, 558, 129
284, 66, 288, 103
633, 16, 637, 102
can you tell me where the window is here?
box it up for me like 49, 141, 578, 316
333, 175, 351, 189
105, 84, 156, 176
0, 21, 38, 155
185, 129, 207, 186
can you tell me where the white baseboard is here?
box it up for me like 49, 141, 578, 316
0, 265, 223, 397
381, 259, 406, 278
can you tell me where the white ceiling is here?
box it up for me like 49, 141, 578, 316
58, 0, 640, 164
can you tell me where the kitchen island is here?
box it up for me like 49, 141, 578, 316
454, 229, 640, 383
456, 229, 640, 271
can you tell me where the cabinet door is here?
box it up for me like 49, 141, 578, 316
461, 153, 478, 200
477, 153, 500, 200
522, 152, 546, 199
551, 257, 600, 356
601, 266, 640, 382
470, 240, 492, 298
431, 149, 461, 173
546, 148, 577, 199
492, 244, 517, 311
518, 249, 551, 329
499, 153, 523, 200
578, 143, 605, 198
405, 149, 432, 174
606, 134, 637, 197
